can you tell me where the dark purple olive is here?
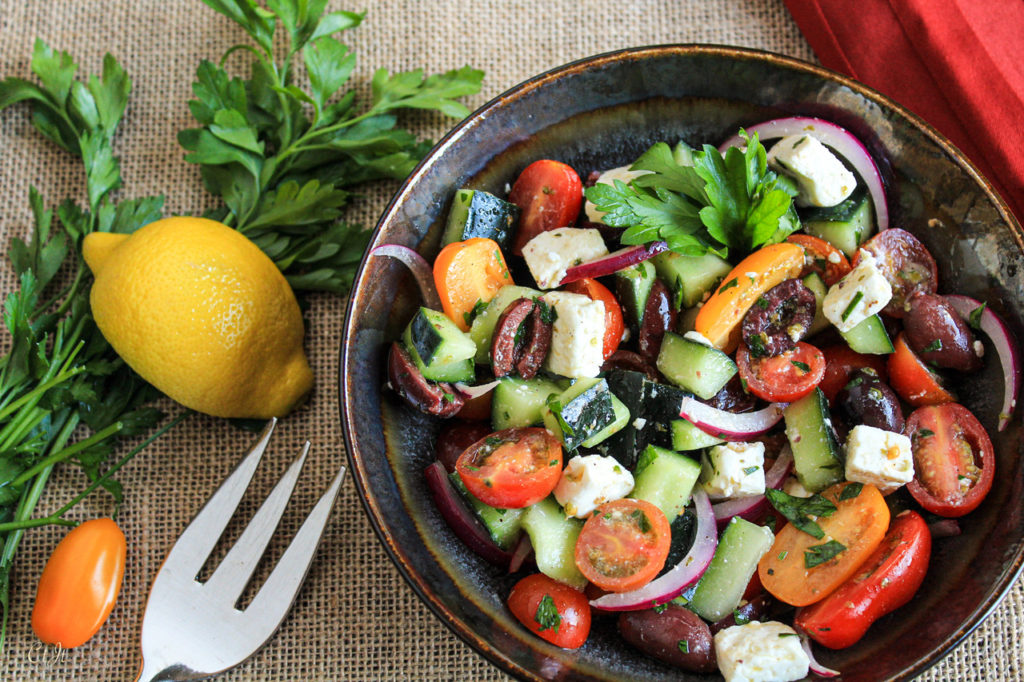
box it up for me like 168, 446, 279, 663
490, 298, 553, 379
709, 593, 773, 634
904, 293, 982, 371
618, 604, 716, 673
706, 375, 757, 413
836, 367, 905, 432
741, 278, 816, 357
601, 350, 661, 382
435, 422, 493, 473
387, 342, 464, 417
638, 279, 677, 361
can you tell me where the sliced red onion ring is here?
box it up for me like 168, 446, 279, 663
799, 633, 841, 678
371, 244, 443, 311
453, 379, 501, 400
424, 461, 511, 567
508, 533, 533, 574
590, 489, 717, 611
680, 397, 784, 441
560, 241, 669, 285
946, 295, 1020, 431
927, 518, 962, 539
719, 117, 889, 232
711, 446, 793, 529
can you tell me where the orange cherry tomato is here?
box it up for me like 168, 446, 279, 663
758, 482, 890, 607
887, 333, 956, 406
433, 238, 513, 331
786, 234, 852, 286
737, 341, 826, 403
508, 160, 583, 255
562, 278, 624, 360
32, 518, 126, 649
508, 573, 592, 649
575, 498, 671, 593
456, 427, 563, 509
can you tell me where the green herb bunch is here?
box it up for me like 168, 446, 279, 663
182, 0, 484, 294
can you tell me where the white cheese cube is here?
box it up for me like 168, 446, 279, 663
584, 165, 652, 223
683, 330, 715, 347
522, 227, 608, 289
767, 134, 857, 207
845, 424, 914, 495
714, 621, 810, 682
554, 454, 634, 518
700, 441, 766, 500
822, 249, 893, 332
782, 475, 813, 498
541, 291, 606, 378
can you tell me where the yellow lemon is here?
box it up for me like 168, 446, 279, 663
83, 217, 313, 419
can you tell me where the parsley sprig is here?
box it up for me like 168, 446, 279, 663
181, 0, 484, 294
584, 132, 799, 259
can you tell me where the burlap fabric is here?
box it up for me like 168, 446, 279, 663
0, 1, 1021, 680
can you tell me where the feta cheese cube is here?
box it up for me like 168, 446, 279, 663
767, 134, 857, 207
782, 475, 813, 498
584, 165, 652, 223
554, 454, 634, 518
714, 621, 810, 682
522, 227, 608, 289
845, 424, 914, 494
683, 330, 715, 347
823, 249, 893, 331
541, 291, 606, 378
700, 441, 766, 500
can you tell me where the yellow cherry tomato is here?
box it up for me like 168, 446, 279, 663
32, 518, 126, 648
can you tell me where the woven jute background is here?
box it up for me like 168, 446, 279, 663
1, 1, 1021, 680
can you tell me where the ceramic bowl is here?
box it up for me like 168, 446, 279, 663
340, 45, 1024, 681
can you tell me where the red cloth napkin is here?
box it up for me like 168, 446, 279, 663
783, 0, 1024, 222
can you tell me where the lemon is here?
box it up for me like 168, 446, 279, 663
83, 217, 313, 419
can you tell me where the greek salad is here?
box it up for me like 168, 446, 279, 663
377, 116, 1019, 681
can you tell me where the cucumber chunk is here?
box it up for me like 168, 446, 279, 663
614, 260, 656, 329
652, 251, 733, 309
449, 472, 525, 550
802, 271, 830, 337
522, 496, 586, 588
543, 378, 629, 451
839, 314, 894, 354
491, 377, 562, 430
657, 332, 737, 400
670, 418, 725, 451
401, 310, 476, 383
688, 517, 775, 622
600, 370, 690, 468
801, 185, 874, 257
630, 445, 701, 523
468, 285, 541, 364
443, 189, 520, 250
783, 388, 843, 492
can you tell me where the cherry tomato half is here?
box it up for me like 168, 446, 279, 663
796, 510, 931, 649
575, 498, 671, 593
818, 344, 889, 404
737, 341, 826, 403
509, 160, 583, 255
906, 403, 994, 517
563, 278, 624, 360
786, 234, 852, 286
32, 518, 126, 649
888, 333, 956, 407
456, 427, 562, 509
508, 573, 592, 649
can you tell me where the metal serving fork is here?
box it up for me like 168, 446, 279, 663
135, 418, 345, 681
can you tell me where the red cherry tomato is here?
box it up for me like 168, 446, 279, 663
575, 498, 671, 593
888, 333, 956, 407
509, 160, 583, 255
32, 518, 126, 649
906, 403, 994, 517
737, 341, 826, 403
455, 392, 492, 422
786, 234, 852, 286
563, 278, 624, 360
508, 573, 592, 649
435, 421, 493, 472
456, 427, 562, 509
796, 510, 931, 649
818, 344, 889, 404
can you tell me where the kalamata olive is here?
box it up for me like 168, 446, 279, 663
836, 367, 905, 432
709, 593, 773, 634
435, 422, 493, 473
490, 298, 553, 379
740, 278, 816, 357
618, 603, 716, 673
638, 279, 677, 361
904, 293, 982, 371
515, 304, 552, 379
600, 350, 660, 382
706, 375, 757, 413
859, 228, 938, 317
387, 342, 464, 417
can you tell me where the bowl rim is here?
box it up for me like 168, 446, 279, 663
340, 43, 1024, 681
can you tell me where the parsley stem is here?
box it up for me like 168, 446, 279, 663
0, 364, 85, 424
10, 421, 124, 489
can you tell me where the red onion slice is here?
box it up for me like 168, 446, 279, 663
711, 446, 794, 529
589, 489, 717, 611
719, 117, 889, 231
508, 533, 534, 573
799, 633, 841, 678
372, 244, 443, 311
560, 241, 669, 285
680, 397, 784, 441
424, 461, 512, 567
453, 379, 501, 400
946, 295, 1020, 431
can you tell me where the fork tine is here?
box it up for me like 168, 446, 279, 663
244, 465, 345, 631
161, 417, 277, 578
203, 441, 310, 605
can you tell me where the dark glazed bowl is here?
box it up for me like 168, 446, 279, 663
340, 46, 1024, 681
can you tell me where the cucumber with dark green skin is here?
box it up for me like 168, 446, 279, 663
800, 184, 874, 257
599, 370, 690, 468
443, 189, 520, 250
688, 517, 775, 622
542, 378, 628, 451
615, 260, 656, 329
449, 472, 525, 550
784, 387, 843, 492
657, 332, 737, 400
522, 496, 586, 588
630, 445, 701, 523
652, 250, 733, 310
491, 376, 562, 430
839, 314, 894, 354
401, 308, 476, 383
